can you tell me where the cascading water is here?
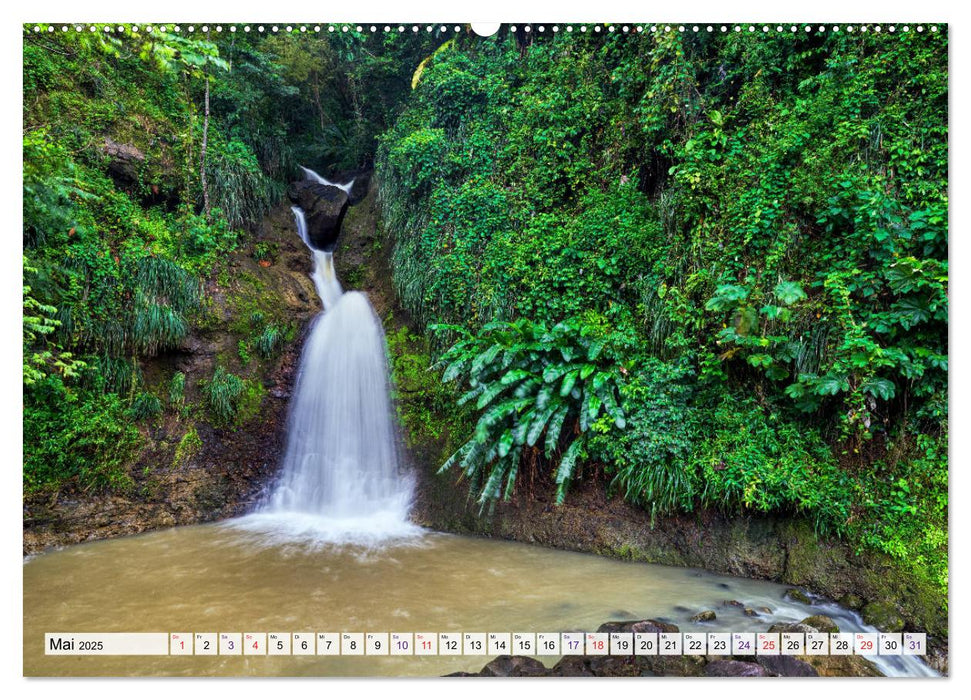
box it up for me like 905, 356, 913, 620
300, 165, 355, 196
237, 174, 418, 545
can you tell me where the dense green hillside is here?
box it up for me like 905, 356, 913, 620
376, 28, 948, 597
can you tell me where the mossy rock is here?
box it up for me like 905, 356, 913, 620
861, 601, 905, 632
690, 610, 717, 623
784, 588, 812, 604
800, 615, 840, 633
799, 654, 882, 677
839, 593, 865, 610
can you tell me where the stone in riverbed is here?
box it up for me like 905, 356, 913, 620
721, 599, 744, 608
861, 601, 905, 632
705, 660, 767, 677
757, 655, 819, 677
767, 621, 818, 635
798, 654, 882, 677
799, 615, 840, 634
784, 588, 813, 604
743, 607, 760, 617
550, 656, 595, 677
839, 593, 865, 610
630, 619, 680, 634
690, 610, 717, 623
478, 655, 548, 677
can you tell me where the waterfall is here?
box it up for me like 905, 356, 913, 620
238, 187, 418, 545
292, 206, 343, 310
300, 165, 355, 196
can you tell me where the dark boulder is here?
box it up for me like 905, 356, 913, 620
758, 655, 819, 677
102, 138, 145, 184
784, 588, 813, 605
478, 655, 548, 677
630, 619, 680, 634
690, 610, 717, 623
287, 181, 349, 252
861, 601, 905, 632
705, 660, 768, 677
330, 168, 372, 205
550, 656, 595, 676
799, 615, 840, 634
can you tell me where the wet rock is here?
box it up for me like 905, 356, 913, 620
550, 656, 595, 676
784, 588, 813, 605
767, 622, 818, 635
639, 655, 708, 677
799, 615, 839, 634
596, 621, 638, 634
757, 606, 773, 614
588, 656, 645, 677
705, 660, 767, 677
926, 640, 949, 676
479, 655, 548, 677
758, 655, 819, 677
690, 610, 717, 623
743, 608, 760, 617
798, 654, 882, 677
861, 601, 905, 632
630, 619, 680, 634
717, 582, 732, 590
287, 181, 349, 252
721, 599, 744, 608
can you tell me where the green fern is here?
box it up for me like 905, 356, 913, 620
435, 316, 627, 509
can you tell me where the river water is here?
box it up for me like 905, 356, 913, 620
21, 521, 934, 677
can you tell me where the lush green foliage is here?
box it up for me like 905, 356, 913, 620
24, 377, 140, 494
436, 316, 628, 507
23, 26, 420, 493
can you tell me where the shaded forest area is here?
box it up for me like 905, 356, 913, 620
23, 25, 947, 606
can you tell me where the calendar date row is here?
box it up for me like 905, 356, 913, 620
46, 631, 927, 657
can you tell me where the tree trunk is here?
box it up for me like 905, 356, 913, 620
200, 74, 211, 220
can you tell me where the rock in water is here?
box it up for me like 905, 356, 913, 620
758, 655, 819, 677
690, 610, 717, 622
287, 181, 349, 252
706, 660, 768, 677
479, 656, 548, 677
861, 601, 905, 632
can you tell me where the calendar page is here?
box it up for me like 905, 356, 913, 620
20, 6, 949, 684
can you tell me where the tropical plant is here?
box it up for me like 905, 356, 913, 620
435, 316, 628, 507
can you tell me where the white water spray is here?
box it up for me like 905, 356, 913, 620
239, 187, 418, 544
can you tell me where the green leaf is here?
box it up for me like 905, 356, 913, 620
586, 340, 606, 361
500, 368, 531, 386
542, 363, 572, 383
470, 344, 502, 376
774, 281, 806, 306
861, 377, 896, 401
545, 404, 570, 457
527, 401, 561, 446
476, 381, 507, 410
560, 369, 580, 397
554, 438, 585, 504
497, 429, 514, 458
